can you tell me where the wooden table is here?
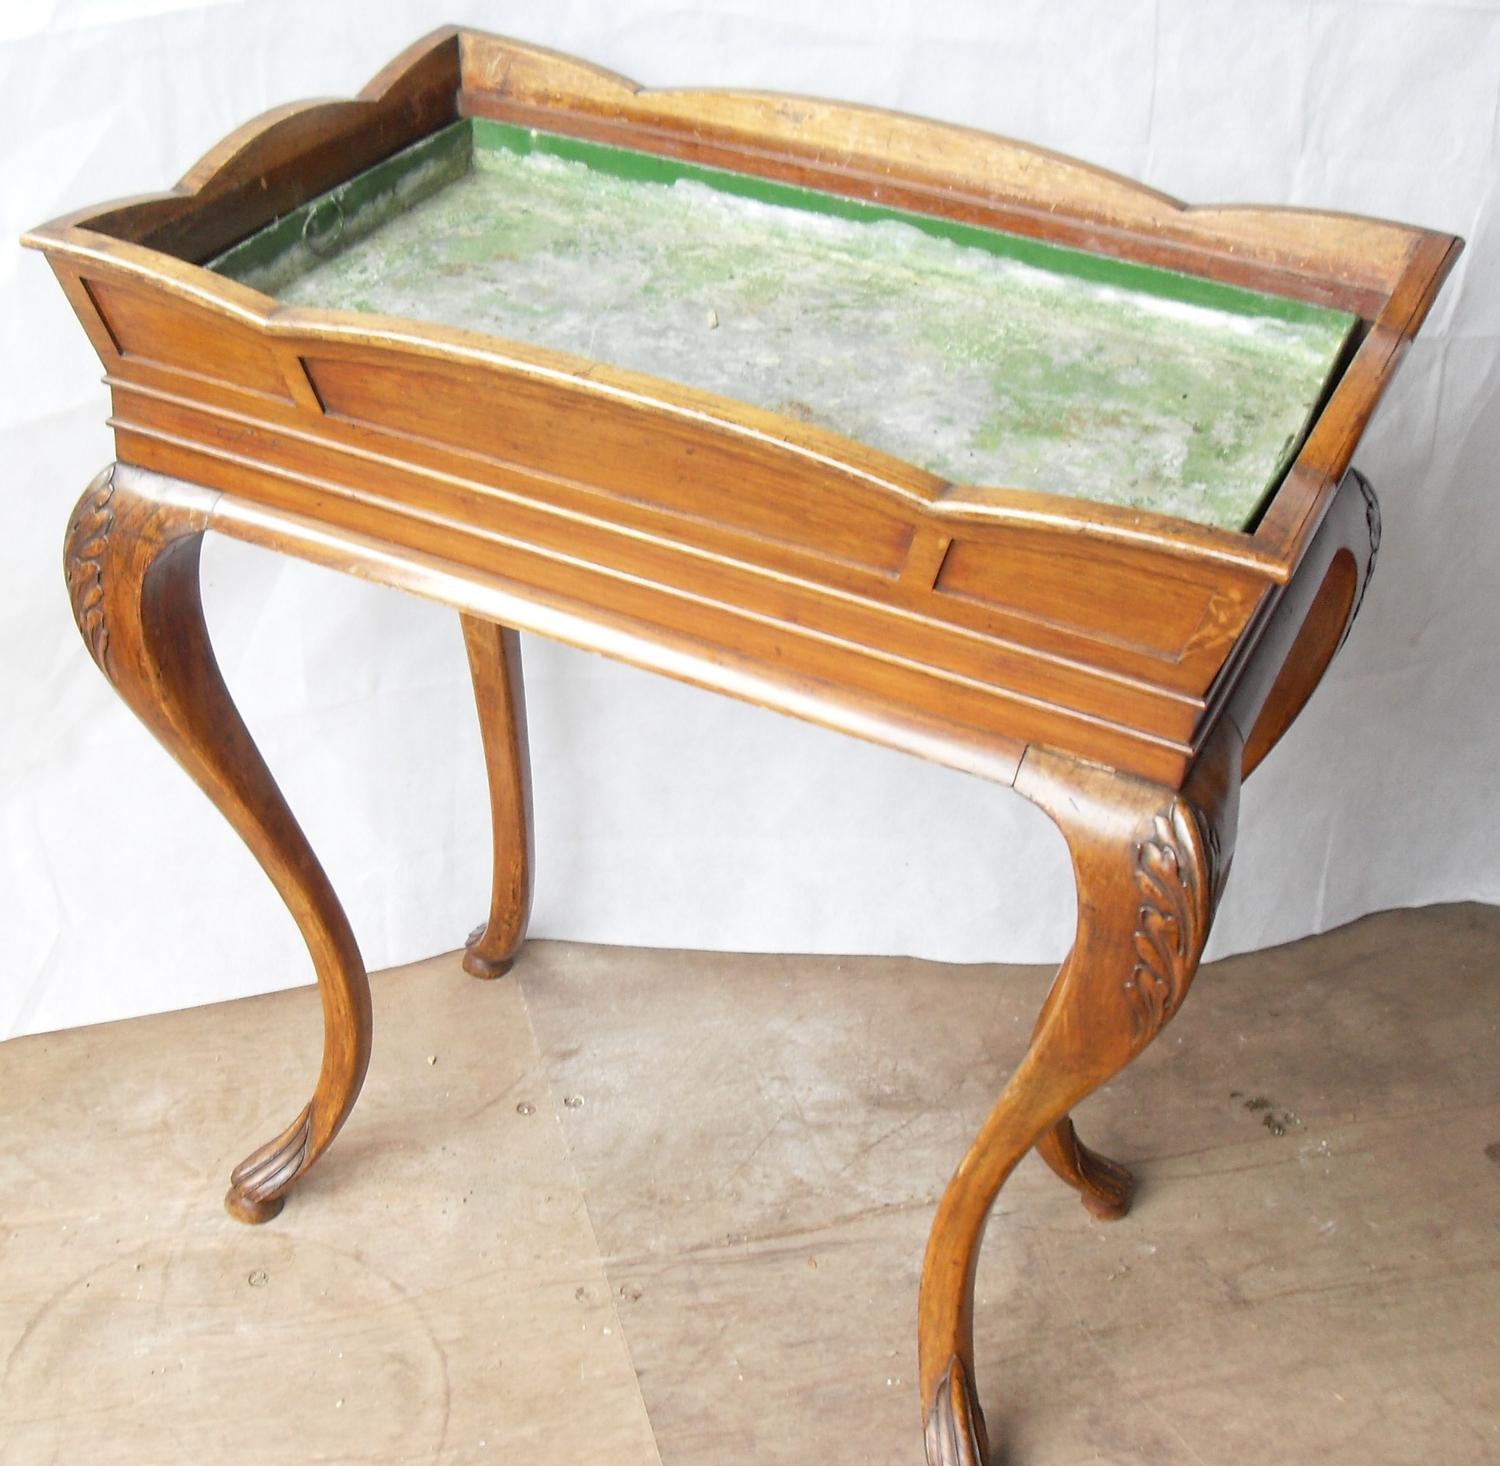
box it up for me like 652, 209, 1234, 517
24, 29, 1459, 1465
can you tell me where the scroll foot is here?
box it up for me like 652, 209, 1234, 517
463, 923, 514, 981
1036, 1117, 1134, 1221
925, 1355, 989, 1466
225, 1190, 286, 1225
224, 1105, 313, 1224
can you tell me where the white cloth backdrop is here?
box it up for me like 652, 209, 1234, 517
2, 0, 1496, 1039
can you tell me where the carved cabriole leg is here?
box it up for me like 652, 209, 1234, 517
919, 725, 1239, 1466
459, 614, 534, 979
1033, 469, 1378, 1230
64, 464, 371, 1225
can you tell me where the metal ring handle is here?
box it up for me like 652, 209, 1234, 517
302, 197, 345, 258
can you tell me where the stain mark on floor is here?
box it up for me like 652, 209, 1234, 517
1230, 1090, 1301, 1137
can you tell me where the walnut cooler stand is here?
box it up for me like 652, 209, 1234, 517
24, 29, 1459, 1465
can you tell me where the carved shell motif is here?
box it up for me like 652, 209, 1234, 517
64, 471, 117, 671
1124, 799, 1220, 1042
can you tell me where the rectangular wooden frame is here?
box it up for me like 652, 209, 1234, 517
23, 27, 1461, 790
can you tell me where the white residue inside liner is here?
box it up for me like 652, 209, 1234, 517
271, 145, 1353, 530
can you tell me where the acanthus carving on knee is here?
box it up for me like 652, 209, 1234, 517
1123, 789, 1227, 1043
64, 467, 118, 672
1016, 720, 1240, 1067
63, 463, 217, 693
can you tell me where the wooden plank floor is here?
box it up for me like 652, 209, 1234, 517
3, 905, 1497, 1465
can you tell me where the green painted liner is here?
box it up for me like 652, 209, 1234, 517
469, 120, 1347, 329
210, 118, 1355, 532
211, 121, 475, 294
214, 118, 1347, 329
